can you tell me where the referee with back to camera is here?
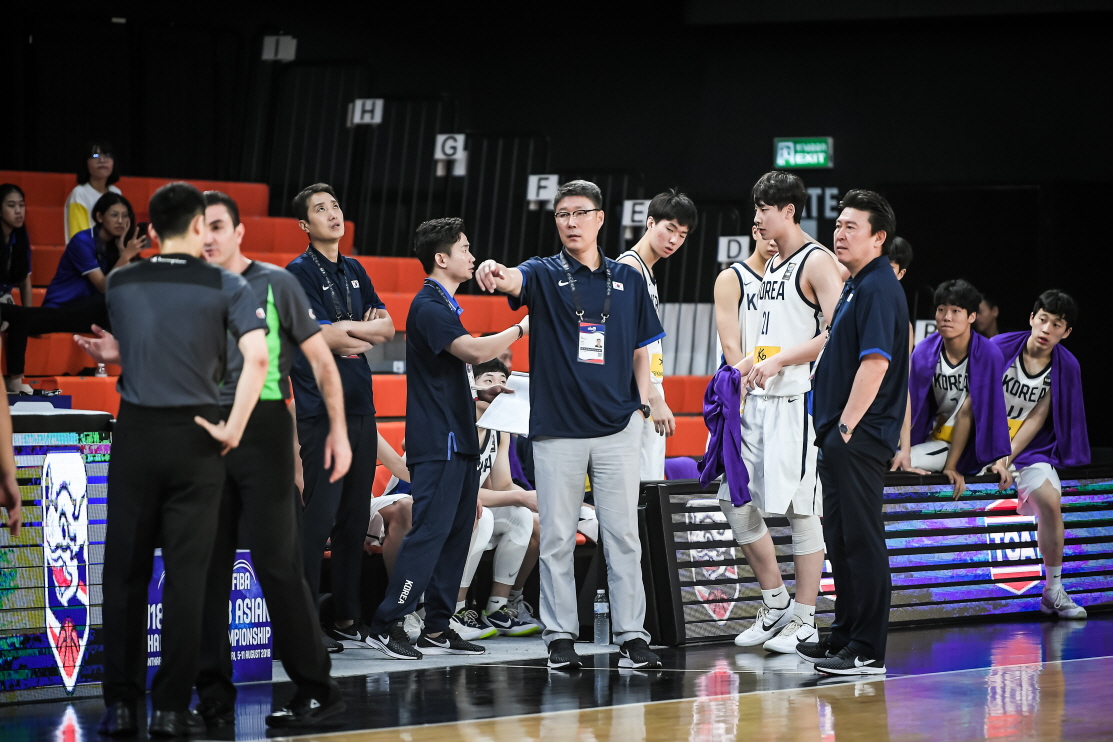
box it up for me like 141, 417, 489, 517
77, 191, 353, 730
96, 183, 269, 738
804, 189, 908, 677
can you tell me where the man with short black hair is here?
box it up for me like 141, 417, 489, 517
725, 171, 844, 654
906, 279, 1012, 496
888, 236, 913, 281
714, 224, 779, 368
806, 189, 906, 675
95, 182, 268, 736
365, 218, 524, 659
475, 180, 665, 671
286, 184, 395, 651
975, 295, 1001, 337
988, 290, 1090, 619
618, 189, 696, 479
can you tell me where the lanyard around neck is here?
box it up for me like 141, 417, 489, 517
306, 247, 354, 321
424, 279, 462, 315
559, 248, 611, 323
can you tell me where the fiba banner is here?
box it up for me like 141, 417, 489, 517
146, 551, 273, 685
641, 469, 1113, 645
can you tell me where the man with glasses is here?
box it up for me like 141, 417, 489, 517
476, 180, 665, 670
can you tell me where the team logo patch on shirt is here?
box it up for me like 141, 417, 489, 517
309, 309, 317, 320
256, 308, 266, 319
783, 264, 796, 281
351, 280, 360, 288
613, 281, 624, 290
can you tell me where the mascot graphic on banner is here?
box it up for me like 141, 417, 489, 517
42, 451, 91, 693
686, 501, 741, 624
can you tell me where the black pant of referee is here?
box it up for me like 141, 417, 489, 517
299, 413, 378, 622
818, 426, 892, 663
102, 402, 226, 713
196, 401, 337, 713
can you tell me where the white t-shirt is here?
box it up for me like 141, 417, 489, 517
64, 183, 122, 242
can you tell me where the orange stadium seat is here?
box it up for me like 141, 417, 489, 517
1, 333, 115, 377
663, 375, 711, 415
372, 462, 394, 497
0, 171, 75, 208
26, 376, 122, 416
25, 207, 67, 247
31, 246, 66, 287
377, 420, 406, 455
371, 375, 407, 417
377, 293, 413, 331
10, 288, 47, 307
456, 295, 494, 334
508, 336, 529, 372
666, 415, 709, 458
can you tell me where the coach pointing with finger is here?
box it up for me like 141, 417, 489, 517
475, 180, 665, 671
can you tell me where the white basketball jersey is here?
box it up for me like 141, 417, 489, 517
1002, 354, 1051, 439
714, 261, 764, 362
751, 243, 826, 397
620, 249, 663, 384
931, 352, 969, 442
477, 428, 500, 486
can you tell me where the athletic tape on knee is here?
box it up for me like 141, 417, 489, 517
721, 502, 767, 545
787, 512, 824, 555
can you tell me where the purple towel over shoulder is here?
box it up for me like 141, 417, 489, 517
698, 365, 751, 506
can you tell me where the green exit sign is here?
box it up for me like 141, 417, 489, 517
774, 137, 834, 169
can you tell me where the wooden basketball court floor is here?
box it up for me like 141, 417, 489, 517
4, 615, 1112, 741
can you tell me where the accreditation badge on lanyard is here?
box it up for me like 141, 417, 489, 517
578, 323, 606, 364
561, 249, 612, 366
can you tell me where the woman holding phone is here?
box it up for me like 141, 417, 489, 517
3, 192, 146, 392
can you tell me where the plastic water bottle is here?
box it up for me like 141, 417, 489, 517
95, 364, 107, 378
593, 589, 610, 645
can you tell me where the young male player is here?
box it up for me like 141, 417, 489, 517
95, 183, 267, 737
713, 223, 779, 368
726, 172, 844, 654
988, 290, 1089, 618
907, 280, 1012, 496
618, 189, 695, 479
365, 218, 524, 659
456, 358, 543, 637
975, 295, 1002, 337
286, 184, 395, 651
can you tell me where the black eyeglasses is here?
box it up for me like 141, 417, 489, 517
554, 209, 602, 223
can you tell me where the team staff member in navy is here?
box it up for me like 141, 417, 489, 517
365, 217, 525, 659
802, 190, 909, 677
285, 183, 395, 651
96, 183, 268, 738
475, 180, 666, 671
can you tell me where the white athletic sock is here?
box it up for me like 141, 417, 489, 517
508, 589, 524, 602
455, 601, 467, 613
1046, 565, 1063, 591
486, 596, 508, 614
793, 602, 816, 626
761, 586, 790, 610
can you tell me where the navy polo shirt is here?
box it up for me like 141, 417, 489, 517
286, 245, 386, 418
813, 255, 909, 450
509, 249, 665, 439
405, 280, 480, 463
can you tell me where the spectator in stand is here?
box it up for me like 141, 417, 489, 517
1, 184, 33, 312
3, 192, 145, 392
65, 141, 124, 241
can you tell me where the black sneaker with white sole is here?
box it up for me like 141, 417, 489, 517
814, 646, 886, 676
547, 638, 582, 670
325, 622, 376, 649
796, 633, 841, 663
265, 694, 346, 729
365, 621, 423, 660
321, 631, 344, 654
416, 627, 485, 655
619, 638, 662, 669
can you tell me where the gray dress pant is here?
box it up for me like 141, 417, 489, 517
534, 412, 650, 645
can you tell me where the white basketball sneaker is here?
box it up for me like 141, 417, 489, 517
734, 600, 793, 646
763, 614, 818, 654
1040, 586, 1087, 619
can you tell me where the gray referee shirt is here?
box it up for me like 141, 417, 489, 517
106, 254, 267, 408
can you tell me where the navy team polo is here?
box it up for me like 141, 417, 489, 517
509, 249, 664, 439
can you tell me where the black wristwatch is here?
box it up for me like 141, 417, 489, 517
839, 421, 853, 436
639, 404, 652, 419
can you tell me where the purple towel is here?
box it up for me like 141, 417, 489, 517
909, 331, 1011, 473
993, 331, 1090, 468
698, 365, 751, 506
